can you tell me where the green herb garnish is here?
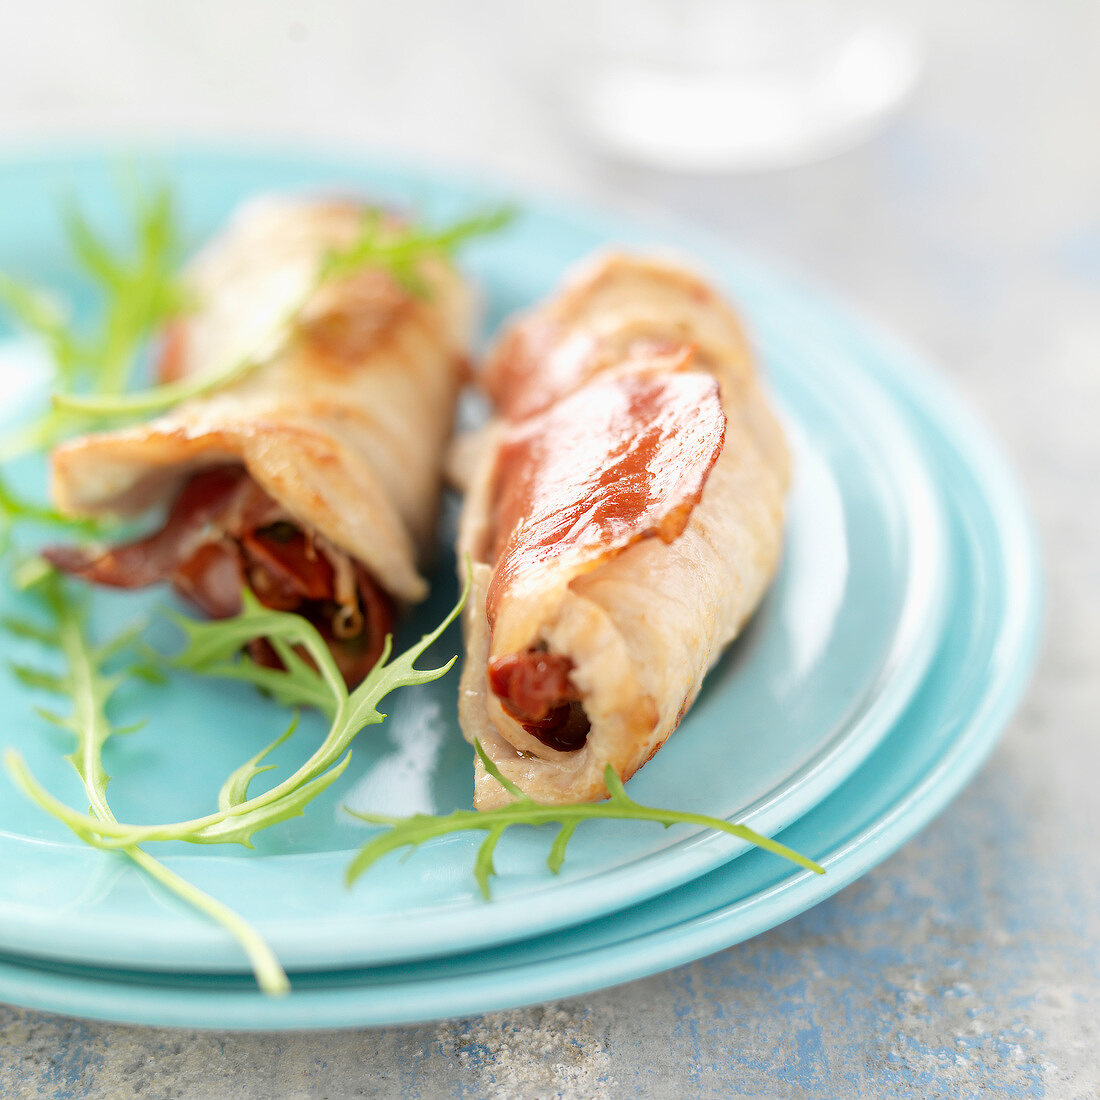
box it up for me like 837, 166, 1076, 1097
347, 741, 824, 900
3, 570, 289, 994
52, 203, 515, 421
6, 572, 465, 844
4, 570, 465, 990
0, 473, 103, 558
0, 181, 189, 461
0, 179, 189, 559
318, 205, 516, 292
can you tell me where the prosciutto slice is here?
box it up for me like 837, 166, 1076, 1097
456, 253, 790, 807
48, 197, 473, 685
45, 466, 394, 685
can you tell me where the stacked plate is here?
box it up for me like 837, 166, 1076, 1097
0, 150, 1041, 1029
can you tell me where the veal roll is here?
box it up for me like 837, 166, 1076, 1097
456, 253, 789, 807
48, 196, 474, 685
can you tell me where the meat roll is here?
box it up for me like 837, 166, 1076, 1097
456, 253, 789, 807
47, 196, 474, 685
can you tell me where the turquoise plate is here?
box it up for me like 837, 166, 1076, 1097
0, 272, 1042, 1027
0, 149, 949, 973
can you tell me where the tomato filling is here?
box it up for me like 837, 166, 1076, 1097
44, 465, 393, 687
487, 650, 590, 752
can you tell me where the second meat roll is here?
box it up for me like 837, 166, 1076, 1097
457, 253, 790, 807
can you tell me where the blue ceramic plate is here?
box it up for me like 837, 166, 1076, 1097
0, 149, 948, 973
0, 270, 1041, 1028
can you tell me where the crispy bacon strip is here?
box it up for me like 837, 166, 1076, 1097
487, 363, 726, 622
44, 466, 394, 687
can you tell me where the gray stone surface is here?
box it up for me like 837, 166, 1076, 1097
0, 0, 1097, 1096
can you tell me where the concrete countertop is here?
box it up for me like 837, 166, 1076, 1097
0, 0, 1096, 1095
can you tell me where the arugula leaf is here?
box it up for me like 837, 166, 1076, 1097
0, 469, 103, 562
50, 337, 276, 419
0, 472, 101, 535
0, 182, 188, 417
0, 274, 80, 387
0, 179, 189, 555
6, 567, 469, 850
59, 181, 190, 398
346, 740, 825, 900
4, 566, 467, 991
217, 715, 298, 811
54, 204, 515, 420
318, 205, 516, 291
3, 570, 289, 995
